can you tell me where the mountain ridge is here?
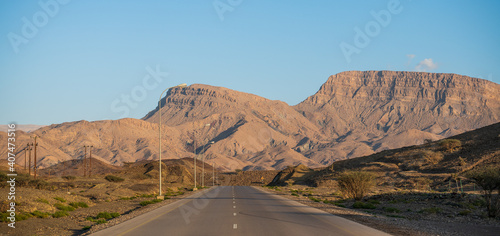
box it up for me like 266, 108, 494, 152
2, 71, 499, 171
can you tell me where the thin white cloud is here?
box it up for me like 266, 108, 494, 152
415, 58, 438, 72
406, 54, 415, 66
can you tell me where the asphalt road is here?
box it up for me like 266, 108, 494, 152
91, 186, 390, 236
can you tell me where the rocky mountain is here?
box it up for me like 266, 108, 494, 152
2, 71, 499, 171
295, 71, 500, 163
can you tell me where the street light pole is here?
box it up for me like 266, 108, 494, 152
158, 83, 187, 198
202, 140, 214, 188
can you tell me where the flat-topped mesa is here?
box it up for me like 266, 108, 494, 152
309, 71, 496, 103
296, 71, 500, 137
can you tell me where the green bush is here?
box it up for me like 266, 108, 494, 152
96, 212, 120, 220
352, 201, 376, 209
337, 171, 375, 200
291, 193, 299, 197
54, 197, 66, 203
309, 197, 321, 202
36, 198, 50, 204
383, 207, 401, 213
31, 210, 50, 218
105, 175, 124, 182
69, 202, 89, 208
140, 199, 164, 206
52, 211, 69, 218
96, 219, 107, 224
54, 203, 75, 212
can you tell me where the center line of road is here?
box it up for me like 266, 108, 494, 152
233, 213, 237, 216
233, 224, 237, 229
233, 206, 236, 208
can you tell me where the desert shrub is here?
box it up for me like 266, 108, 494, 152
438, 139, 461, 152
352, 201, 376, 209
29, 179, 49, 189
104, 175, 124, 182
54, 197, 66, 202
383, 207, 401, 213
420, 150, 444, 165
96, 219, 107, 224
466, 166, 500, 218
69, 202, 89, 208
459, 210, 471, 216
83, 226, 91, 230
419, 207, 442, 214
337, 171, 375, 200
36, 198, 50, 204
54, 203, 75, 212
31, 210, 50, 218
62, 176, 76, 181
96, 212, 120, 220
309, 197, 321, 202
52, 211, 69, 218
291, 193, 299, 197
139, 199, 163, 206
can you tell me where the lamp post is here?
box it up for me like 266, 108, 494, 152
158, 83, 187, 198
202, 140, 214, 188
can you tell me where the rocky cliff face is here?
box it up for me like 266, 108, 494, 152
297, 71, 499, 136
294, 71, 500, 163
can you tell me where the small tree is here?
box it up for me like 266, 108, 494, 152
337, 171, 375, 200
466, 167, 500, 218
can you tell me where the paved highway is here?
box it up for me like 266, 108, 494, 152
91, 186, 390, 236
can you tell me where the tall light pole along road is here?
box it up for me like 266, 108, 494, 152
202, 140, 214, 188
158, 83, 187, 198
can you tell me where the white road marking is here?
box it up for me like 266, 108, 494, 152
233, 213, 237, 216
233, 224, 237, 229
233, 201, 235, 204
233, 206, 236, 208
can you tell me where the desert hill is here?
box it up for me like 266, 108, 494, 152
296, 121, 500, 189
2, 71, 499, 171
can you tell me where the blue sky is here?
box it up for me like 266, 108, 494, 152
1, 0, 499, 125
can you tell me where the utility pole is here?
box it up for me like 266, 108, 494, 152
89, 145, 93, 177
83, 145, 88, 177
33, 136, 38, 179
24, 144, 28, 170
28, 143, 33, 176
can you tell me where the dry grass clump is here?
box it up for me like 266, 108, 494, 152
420, 150, 444, 165
337, 171, 375, 200
438, 139, 462, 152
